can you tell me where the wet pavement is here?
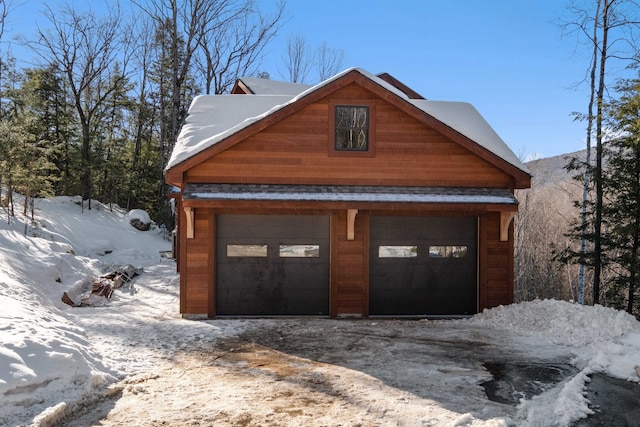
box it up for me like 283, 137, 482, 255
481, 362, 640, 426
481, 362, 577, 405
574, 373, 640, 427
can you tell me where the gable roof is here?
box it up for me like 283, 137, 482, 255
376, 72, 425, 99
166, 68, 531, 186
231, 77, 312, 95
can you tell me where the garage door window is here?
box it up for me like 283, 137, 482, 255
378, 245, 418, 258
226, 244, 268, 257
428, 245, 468, 258
279, 245, 320, 258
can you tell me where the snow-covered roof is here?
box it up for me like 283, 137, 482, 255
166, 68, 529, 175
236, 77, 312, 95
411, 99, 528, 174
182, 183, 519, 205
168, 94, 295, 168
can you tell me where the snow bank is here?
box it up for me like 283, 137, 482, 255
463, 299, 640, 380
516, 367, 594, 427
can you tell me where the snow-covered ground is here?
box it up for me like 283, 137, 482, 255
1, 195, 639, 427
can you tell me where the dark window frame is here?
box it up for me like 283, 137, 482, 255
328, 99, 376, 157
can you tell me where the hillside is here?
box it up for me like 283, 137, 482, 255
525, 150, 585, 188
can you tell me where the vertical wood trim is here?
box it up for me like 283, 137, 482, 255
362, 211, 370, 317
347, 209, 358, 240
208, 211, 216, 318
478, 215, 488, 311
330, 212, 339, 317
179, 205, 187, 314
174, 197, 182, 273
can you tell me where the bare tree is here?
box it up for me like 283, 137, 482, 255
34, 2, 134, 210
282, 34, 345, 84
316, 41, 344, 81
134, 0, 204, 158
283, 33, 313, 83
0, 0, 8, 41
195, 0, 285, 94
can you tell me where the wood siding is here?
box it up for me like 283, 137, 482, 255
331, 210, 369, 317
174, 78, 521, 318
185, 84, 514, 188
479, 212, 514, 310
181, 208, 214, 316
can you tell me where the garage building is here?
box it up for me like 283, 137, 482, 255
164, 68, 531, 318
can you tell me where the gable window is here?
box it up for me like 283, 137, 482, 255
335, 105, 369, 151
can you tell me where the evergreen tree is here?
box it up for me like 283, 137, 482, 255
19, 66, 77, 196
599, 75, 640, 315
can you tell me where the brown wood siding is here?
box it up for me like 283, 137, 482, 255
182, 208, 214, 315
479, 212, 513, 310
331, 210, 369, 317
185, 85, 513, 188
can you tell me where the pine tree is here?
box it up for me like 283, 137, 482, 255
599, 75, 640, 315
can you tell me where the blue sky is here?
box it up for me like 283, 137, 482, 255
261, 0, 597, 161
4, 0, 601, 160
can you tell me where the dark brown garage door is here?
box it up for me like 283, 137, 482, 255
216, 214, 330, 315
370, 216, 477, 316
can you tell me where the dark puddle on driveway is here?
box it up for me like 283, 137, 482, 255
481, 362, 576, 405
482, 362, 640, 426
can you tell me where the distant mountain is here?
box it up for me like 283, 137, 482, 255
516, 149, 591, 223
525, 149, 589, 189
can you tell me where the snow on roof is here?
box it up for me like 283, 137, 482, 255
166, 68, 529, 175
167, 94, 295, 169
237, 77, 312, 95
410, 99, 530, 174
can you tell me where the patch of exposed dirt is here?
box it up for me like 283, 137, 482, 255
60, 319, 579, 426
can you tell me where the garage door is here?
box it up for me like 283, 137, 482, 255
370, 216, 477, 316
216, 214, 330, 315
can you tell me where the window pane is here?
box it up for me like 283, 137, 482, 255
429, 246, 468, 258
279, 245, 320, 258
378, 245, 418, 258
227, 244, 267, 257
335, 105, 369, 151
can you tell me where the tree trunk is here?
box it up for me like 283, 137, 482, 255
593, 0, 612, 305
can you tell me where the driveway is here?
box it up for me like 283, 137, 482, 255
62, 317, 593, 426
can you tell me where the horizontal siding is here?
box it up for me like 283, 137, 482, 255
186, 85, 512, 188
480, 212, 513, 310
183, 209, 213, 315
332, 210, 368, 316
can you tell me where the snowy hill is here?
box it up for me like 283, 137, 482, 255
0, 195, 172, 426
1, 193, 640, 426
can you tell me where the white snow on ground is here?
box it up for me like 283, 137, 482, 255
1, 194, 639, 426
